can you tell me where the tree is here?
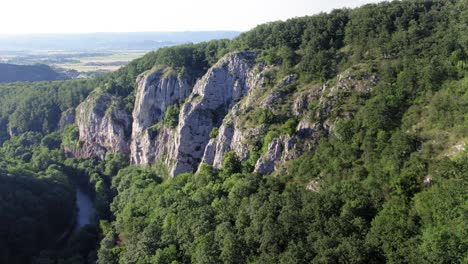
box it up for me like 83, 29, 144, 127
163, 104, 180, 128
222, 151, 242, 176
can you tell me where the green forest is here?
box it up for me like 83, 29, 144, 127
0, 0, 467, 263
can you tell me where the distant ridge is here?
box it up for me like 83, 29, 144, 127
0, 63, 65, 83
0, 31, 241, 52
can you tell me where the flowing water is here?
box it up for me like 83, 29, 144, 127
73, 187, 96, 233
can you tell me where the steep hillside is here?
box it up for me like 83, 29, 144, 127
93, 1, 467, 263
0, 63, 65, 82
0, 0, 466, 263
0, 80, 94, 143
69, 0, 467, 179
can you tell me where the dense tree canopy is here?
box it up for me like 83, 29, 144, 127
0, 0, 466, 263
96, 1, 467, 263
0, 80, 94, 142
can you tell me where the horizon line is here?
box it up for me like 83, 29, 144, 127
0, 30, 245, 37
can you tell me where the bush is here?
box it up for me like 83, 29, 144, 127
222, 151, 242, 175
210, 127, 219, 139
262, 130, 280, 154
61, 124, 80, 148
41, 132, 62, 149
257, 108, 276, 125
280, 118, 298, 135
163, 104, 180, 128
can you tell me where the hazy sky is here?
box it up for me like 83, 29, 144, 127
1, 0, 385, 34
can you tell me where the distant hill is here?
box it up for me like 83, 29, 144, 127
0, 31, 241, 52
0, 63, 65, 83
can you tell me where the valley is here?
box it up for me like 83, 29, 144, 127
0, 1, 466, 264
0, 50, 147, 78
0, 31, 240, 78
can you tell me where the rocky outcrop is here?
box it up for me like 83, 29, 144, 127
262, 74, 297, 109
131, 125, 177, 166
292, 84, 326, 116
70, 52, 380, 178
127, 51, 263, 175
253, 69, 380, 175
254, 136, 299, 175
333, 70, 378, 94
170, 52, 259, 175
296, 120, 319, 138
201, 72, 302, 172
446, 141, 466, 157
59, 108, 75, 129
74, 92, 131, 159
130, 67, 192, 165
71, 52, 263, 175
201, 105, 263, 169
306, 180, 321, 192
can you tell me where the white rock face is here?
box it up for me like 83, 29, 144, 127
254, 136, 298, 175
201, 106, 256, 169
127, 52, 262, 175
306, 180, 321, 192
74, 93, 131, 159
70, 52, 380, 177
170, 52, 258, 175
59, 108, 75, 129
131, 126, 176, 166
72, 52, 261, 176
130, 67, 192, 165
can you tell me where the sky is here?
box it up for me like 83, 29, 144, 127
0, 0, 385, 35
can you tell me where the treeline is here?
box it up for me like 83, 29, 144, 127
94, 39, 231, 99
0, 80, 94, 143
93, 0, 466, 105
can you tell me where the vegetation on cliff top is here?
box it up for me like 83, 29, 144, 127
0, 0, 466, 263
96, 1, 468, 263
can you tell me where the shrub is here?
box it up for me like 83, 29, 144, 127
163, 104, 180, 128
61, 124, 80, 148
262, 130, 280, 154
222, 151, 242, 175
280, 118, 299, 135
210, 127, 219, 139
257, 108, 276, 125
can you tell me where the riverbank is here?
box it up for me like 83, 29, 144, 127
73, 187, 96, 233
54, 185, 96, 247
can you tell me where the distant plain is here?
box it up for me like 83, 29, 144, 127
0, 31, 240, 77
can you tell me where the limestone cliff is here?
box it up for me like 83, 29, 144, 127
201, 106, 261, 169
70, 51, 378, 177
74, 92, 131, 159
170, 51, 260, 175
129, 52, 262, 176
253, 68, 379, 174
130, 66, 192, 165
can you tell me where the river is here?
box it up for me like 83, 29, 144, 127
73, 187, 96, 233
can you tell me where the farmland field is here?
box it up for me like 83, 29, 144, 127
56, 52, 146, 72
0, 50, 146, 77
0, 31, 240, 78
